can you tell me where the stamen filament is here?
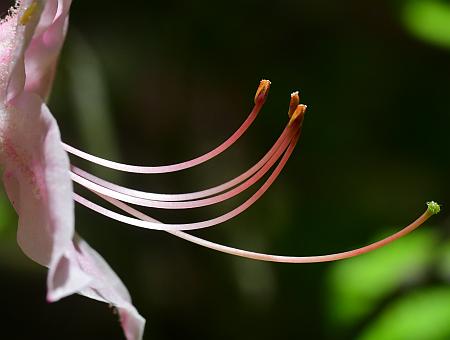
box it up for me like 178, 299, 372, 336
63, 80, 271, 174
67, 85, 437, 263
70, 126, 297, 209
69, 121, 295, 202
74, 131, 300, 231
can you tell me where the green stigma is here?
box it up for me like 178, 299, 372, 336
426, 201, 441, 215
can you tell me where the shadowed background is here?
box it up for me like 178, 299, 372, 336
1, 0, 450, 339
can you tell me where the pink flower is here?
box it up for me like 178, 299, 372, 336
0, 1, 144, 339
0, 0, 441, 339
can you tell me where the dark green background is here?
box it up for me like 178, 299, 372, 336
1, 0, 449, 339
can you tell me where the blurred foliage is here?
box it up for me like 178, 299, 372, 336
438, 241, 450, 280
360, 287, 450, 340
402, 0, 450, 50
64, 32, 122, 181
327, 229, 438, 328
0, 191, 14, 236
327, 229, 450, 339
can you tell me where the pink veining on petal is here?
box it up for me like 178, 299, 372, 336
1, 93, 91, 300
2, 135, 46, 199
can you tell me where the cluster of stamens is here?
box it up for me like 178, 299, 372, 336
64, 80, 439, 263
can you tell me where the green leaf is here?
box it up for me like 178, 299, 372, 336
436, 240, 450, 281
402, 1, 450, 50
326, 229, 437, 328
359, 287, 450, 340
0, 191, 16, 236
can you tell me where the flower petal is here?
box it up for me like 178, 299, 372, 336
6, 0, 45, 102
1, 91, 145, 339
72, 235, 146, 340
2, 1, 72, 101
0, 4, 19, 96
1, 91, 90, 296
1, 2, 146, 339
24, 0, 72, 99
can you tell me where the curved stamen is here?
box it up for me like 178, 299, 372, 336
73, 193, 179, 231
71, 126, 297, 209
63, 80, 271, 174
74, 131, 300, 231
70, 123, 292, 202
70, 103, 306, 203
100, 193, 439, 264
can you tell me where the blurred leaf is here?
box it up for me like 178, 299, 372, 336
66, 32, 121, 180
0, 190, 16, 236
327, 229, 437, 328
359, 287, 450, 340
402, 0, 450, 50
437, 240, 450, 282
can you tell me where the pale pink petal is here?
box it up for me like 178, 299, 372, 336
1, 2, 146, 338
1, 91, 146, 338
0, 4, 20, 97
71, 235, 145, 340
34, 0, 58, 36
24, 0, 72, 99
1, 1, 72, 101
6, 0, 45, 102
1, 91, 90, 298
